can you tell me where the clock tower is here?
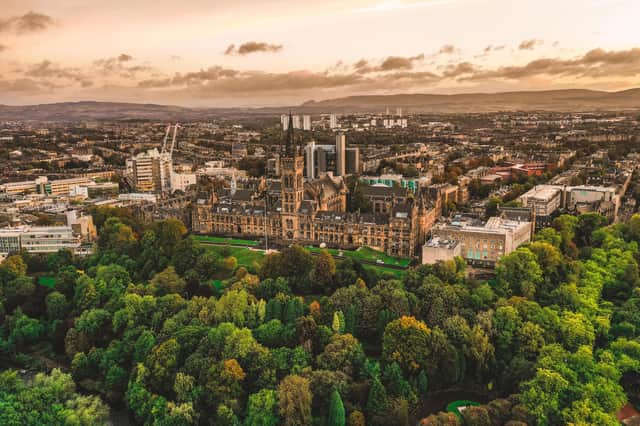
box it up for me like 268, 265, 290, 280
280, 112, 304, 240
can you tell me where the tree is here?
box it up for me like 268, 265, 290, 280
366, 378, 389, 417
278, 375, 312, 426
1, 254, 27, 276
328, 389, 346, 426
245, 389, 279, 426
150, 266, 186, 296
313, 249, 336, 291
332, 310, 346, 334
147, 338, 180, 393
495, 247, 543, 298
348, 411, 366, 426
382, 316, 431, 372
575, 213, 607, 247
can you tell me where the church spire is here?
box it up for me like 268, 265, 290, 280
285, 110, 296, 157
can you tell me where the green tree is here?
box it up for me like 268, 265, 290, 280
328, 389, 346, 426
245, 389, 279, 426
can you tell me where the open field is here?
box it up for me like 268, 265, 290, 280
202, 244, 265, 269
305, 245, 411, 268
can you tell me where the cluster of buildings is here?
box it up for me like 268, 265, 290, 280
519, 184, 619, 228
193, 116, 442, 257
0, 210, 96, 260
304, 134, 361, 179
126, 147, 196, 193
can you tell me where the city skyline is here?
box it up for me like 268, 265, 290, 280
1, 0, 639, 106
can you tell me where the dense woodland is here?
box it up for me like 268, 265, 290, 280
3, 207, 640, 425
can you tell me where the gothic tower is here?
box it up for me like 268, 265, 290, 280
280, 112, 304, 240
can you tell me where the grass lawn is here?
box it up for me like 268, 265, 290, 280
193, 235, 261, 247
203, 244, 265, 269
202, 244, 407, 279
306, 245, 411, 268
38, 276, 56, 288
363, 264, 406, 279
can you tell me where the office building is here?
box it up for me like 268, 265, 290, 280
127, 148, 172, 193
335, 133, 346, 177
329, 113, 338, 129
280, 114, 290, 130
519, 185, 563, 228
431, 214, 532, 267
346, 147, 361, 175
303, 115, 311, 131
422, 237, 461, 264
0, 210, 95, 259
292, 115, 301, 130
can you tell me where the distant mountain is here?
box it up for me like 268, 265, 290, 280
300, 89, 640, 113
0, 102, 230, 122
1, 89, 639, 121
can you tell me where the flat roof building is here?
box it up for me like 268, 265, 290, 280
431, 214, 532, 267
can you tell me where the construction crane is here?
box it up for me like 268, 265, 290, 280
160, 123, 181, 156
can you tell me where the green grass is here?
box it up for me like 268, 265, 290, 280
306, 245, 411, 268
446, 400, 481, 418
38, 276, 56, 288
203, 244, 265, 269
201, 244, 408, 279
363, 264, 406, 279
193, 235, 260, 247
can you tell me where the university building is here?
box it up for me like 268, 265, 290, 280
193, 115, 440, 257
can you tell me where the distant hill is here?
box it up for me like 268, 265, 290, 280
1, 89, 640, 121
300, 89, 640, 113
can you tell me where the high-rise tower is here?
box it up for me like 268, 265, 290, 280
280, 112, 304, 239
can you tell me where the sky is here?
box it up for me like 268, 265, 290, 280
0, 0, 639, 106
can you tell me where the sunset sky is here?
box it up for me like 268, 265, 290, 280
1, 0, 639, 106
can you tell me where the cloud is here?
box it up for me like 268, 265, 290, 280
224, 41, 283, 56
0, 78, 48, 93
0, 11, 55, 34
380, 54, 424, 70
354, 54, 425, 73
442, 62, 477, 78
462, 47, 640, 81
483, 44, 506, 53
438, 44, 457, 55
25, 60, 86, 83
93, 55, 153, 78
518, 39, 543, 50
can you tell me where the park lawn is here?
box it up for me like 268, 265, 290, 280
38, 276, 56, 288
306, 245, 411, 268
193, 235, 261, 247
363, 264, 406, 279
203, 244, 265, 269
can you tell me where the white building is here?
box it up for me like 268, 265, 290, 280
329, 113, 338, 129
281, 114, 290, 130
422, 237, 461, 264
127, 148, 173, 193
171, 173, 197, 192
1, 226, 81, 256
303, 115, 312, 131
519, 186, 563, 217
431, 215, 532, 266
292, 115, 301, 129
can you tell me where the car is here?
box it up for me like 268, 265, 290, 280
376, 259, 384, 264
